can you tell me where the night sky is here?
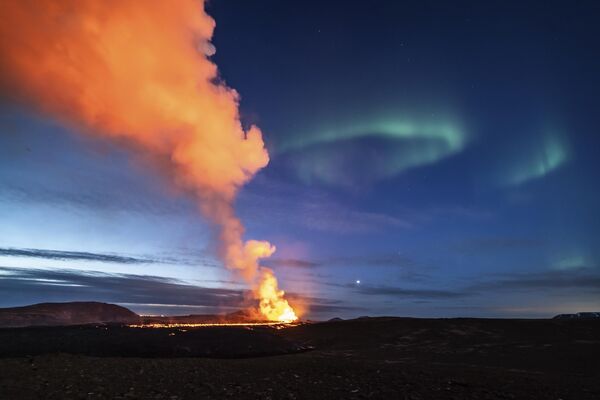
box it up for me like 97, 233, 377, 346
1, 0, 599, 319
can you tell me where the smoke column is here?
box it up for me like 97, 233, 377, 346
0, 0, 296, 322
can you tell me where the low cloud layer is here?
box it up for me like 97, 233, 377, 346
268, 253, 420, 270
0, 266, 244, 310
1, 254, 598, 318
468, 268, 600, 292
452, 237, 544, 254
0, 266, 355, 317
351, 284, 473, 299
0, 247, 154, 264
0, 246, 222, 268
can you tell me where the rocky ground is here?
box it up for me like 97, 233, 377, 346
1, 317, 599, 399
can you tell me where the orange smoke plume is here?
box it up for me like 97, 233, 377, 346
0, 0, 296, 322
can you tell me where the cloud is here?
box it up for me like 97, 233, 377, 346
265, 258, 321, 268
0, 180, 192, 216
268, 253, 430, 284
452, 237, 544, 254
298, 202, 412, 233
0, 247, 222, 268
327, 253, 419, 268
241, 187, 411, 234
0, 267, 245, 310
0, 247, 155, 264
468, 268, 600, 292
266, 253, 427, 281
0, 110, 196, 218
267, 254, 417, 269
422, 205, 494, 221
353, 284, 472, 299
0, 267, 356, 316
241, 178, 494, 237
320, 268, 600, 303
323, 281, 472, 300
2, 265, 598, 318
301, 303, 365, 314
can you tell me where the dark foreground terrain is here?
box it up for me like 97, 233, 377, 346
1, 317, 599, 399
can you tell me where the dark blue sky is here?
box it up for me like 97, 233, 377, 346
1, 0, 599, 318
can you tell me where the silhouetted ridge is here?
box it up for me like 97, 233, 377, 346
553, 312, 600, 319
0, 302, 140, 328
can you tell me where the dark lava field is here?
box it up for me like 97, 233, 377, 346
1, 317, 599, 399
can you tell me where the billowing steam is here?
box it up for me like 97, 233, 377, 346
0, 0, 296, 322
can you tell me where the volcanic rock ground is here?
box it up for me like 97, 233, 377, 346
1, 317, 599, 399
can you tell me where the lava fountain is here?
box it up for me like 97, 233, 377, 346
0, 0, 297, 322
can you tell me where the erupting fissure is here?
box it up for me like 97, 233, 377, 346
0, 0, 297, 322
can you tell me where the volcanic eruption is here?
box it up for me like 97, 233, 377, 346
0, 0, 297, 322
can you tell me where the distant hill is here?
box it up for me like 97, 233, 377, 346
0, 302, 140, 328
553, 312, 600, 320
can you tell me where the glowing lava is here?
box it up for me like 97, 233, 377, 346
242, 241, 297, 322
128, 322, 297, 329
258, 269, 298, 323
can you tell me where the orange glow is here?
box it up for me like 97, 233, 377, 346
0, 0, 297, 321
258, 269, 298, 322
128, 322, 297, 329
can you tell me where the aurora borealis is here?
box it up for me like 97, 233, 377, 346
1, 0, 599, 318
501, 132, 570, 187
279, 114, 467, 186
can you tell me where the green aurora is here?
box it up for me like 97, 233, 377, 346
276, 115, 468, 186
277, 115, 569, 189
501, 132, 569, 187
